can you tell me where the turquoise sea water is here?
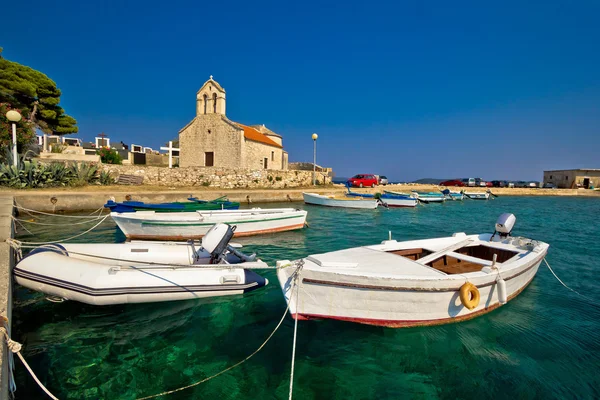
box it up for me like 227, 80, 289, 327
12, 197, 600, 399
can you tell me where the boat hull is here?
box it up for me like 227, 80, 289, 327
381, 197, 418, 208
464, 193, 490, 200
303, 193, 378, 209
15, 251, 268, 305
111, 209, 308, 240
277, 249, 546, 328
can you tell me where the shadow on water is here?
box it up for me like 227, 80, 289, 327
12, 198, 600, 399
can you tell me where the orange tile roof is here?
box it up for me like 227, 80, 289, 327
236, 123, 282, 148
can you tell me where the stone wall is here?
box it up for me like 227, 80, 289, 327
244, 139, 284, 170
101, 165, 332, 188
178, 114, 244, 169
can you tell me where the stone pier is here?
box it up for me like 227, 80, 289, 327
0, 195, 14, 399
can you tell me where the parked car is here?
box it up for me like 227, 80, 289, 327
490, 180, 506, 187
440, 179, 465, 187
379, 176, 389, 185
528, 181, 540, 188
461, 178, 476, 187
543, 183, 557, 189
485, 181, 493, 187
347, 174, 378, 188
474, 178, 487, 187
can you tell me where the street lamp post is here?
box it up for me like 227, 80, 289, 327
6, 110, 22, 167
312, 133, 318, 185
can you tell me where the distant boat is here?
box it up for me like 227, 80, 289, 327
105, 196, 239, 213
276, 213, 549, 327
303, 192, 379, 209
346, 190, 417, 208
111, 208, 308, 240
464, 191, 490, 200
410, 191, 446, 203
441, 189, 464, 201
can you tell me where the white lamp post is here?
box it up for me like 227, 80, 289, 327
6, 110, 22, 167
312, 133, 318, 185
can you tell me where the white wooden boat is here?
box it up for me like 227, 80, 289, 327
111, 208, 308, 240
14, 224, 269, 305
345, 190, 417, 208
441, 189, 464, 201
303, 192, 379, 209
464, 191, 490, 200
277, 214, 549, 327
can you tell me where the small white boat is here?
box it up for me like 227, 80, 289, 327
14, 224, 269, 305
441, 189, 464, 201
111, 208, 308, 240
464, 192, 490, 200
303, 193, 379, 209
277, 214, 548, 327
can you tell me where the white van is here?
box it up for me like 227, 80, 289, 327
461, 178, 476, 187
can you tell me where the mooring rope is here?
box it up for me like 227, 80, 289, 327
14, 203, 108, 218
0, 323, 60, 400
11, 215, 108, 226
544, 258, 598, 305
9, 214, 111, 245
288, 261, 303, 400
136, 262, 303, 400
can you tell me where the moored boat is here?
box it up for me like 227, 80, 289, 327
345, 190, 417, 208
277, 213, 549, 327
441, 189, 464, 201
111, 208, 308, 240
303, 192, 379, 209
464, 191, 490, 200
14, 223, 269, 305
104, 196, 239, 213
410, 191, 446, 203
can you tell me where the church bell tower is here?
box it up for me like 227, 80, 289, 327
196, 76, 226, 116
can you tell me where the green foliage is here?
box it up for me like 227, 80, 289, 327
50, 144, 66, 153
275, 176, 282, 181
202, 181, 211, 187
0, 50, 77, 138
97, 147, 122, 164
0, 150, 113, 188
99, 171, 115, 185
69, 163, 99, 187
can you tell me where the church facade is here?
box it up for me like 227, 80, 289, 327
178, 77, 288, 170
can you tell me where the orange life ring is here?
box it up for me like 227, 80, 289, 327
459, 282, 480, 310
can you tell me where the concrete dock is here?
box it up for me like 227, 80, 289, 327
0, 195, 14, 400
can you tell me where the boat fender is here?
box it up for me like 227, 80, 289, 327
497, 278, 507, 305
25, 243, 68, 259
459, 282, 480, 310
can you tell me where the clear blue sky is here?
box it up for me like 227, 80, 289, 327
2, 0, 599, 181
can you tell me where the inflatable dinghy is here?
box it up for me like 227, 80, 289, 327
14, 223, 269, 305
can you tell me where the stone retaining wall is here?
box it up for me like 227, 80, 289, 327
0, 195, 14, 399
101, 165, 332, 188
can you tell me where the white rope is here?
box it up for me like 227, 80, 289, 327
14, 203, 107, 218
11, 215, 107, 226
11, 214, 111, 245
0, 326, 60, 400
288, 264, 302, 400
544, 258, 598, 305
136, 263, 302, 400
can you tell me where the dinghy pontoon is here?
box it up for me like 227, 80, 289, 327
15, 223, 269, 305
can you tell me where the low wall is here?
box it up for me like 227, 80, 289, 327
0, 195, 13, 399
37, 153, 101, 163
101, 165, 332, 188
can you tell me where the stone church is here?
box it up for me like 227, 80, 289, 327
178, 76, 288, 170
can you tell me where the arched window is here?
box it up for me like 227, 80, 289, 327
203, 94, 208, 114
213, 93, 217, 113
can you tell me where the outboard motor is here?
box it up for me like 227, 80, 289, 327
492, 213, 516, 240
202, 223, 236, 263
